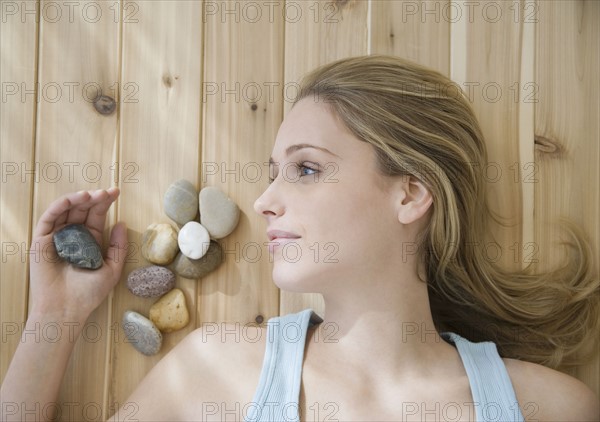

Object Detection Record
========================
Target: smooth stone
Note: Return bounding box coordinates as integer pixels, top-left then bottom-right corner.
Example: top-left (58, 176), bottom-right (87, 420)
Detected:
top-left (149, 288), bottom-right (189, 333)
top-left (178, 221), bottom-right (210, 260)
top-left (199, 186), bottom-right (240, 239)
top-left (122, 310), bottom-right (162, 356)
top-left (53, 224), bottom-right (103, 270)
top-left (170, 240), bottom-right (224, 279)
top-left (164, 179), bottom-right (198, 226)
top-left (126, 266), bottom-right (175, 298)
top-left (141, 223), bottom-right (179, 265)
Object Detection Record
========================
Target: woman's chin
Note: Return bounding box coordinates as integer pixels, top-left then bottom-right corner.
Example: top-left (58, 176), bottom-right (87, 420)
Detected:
top-left (272, 266), bottom-right (318, 293)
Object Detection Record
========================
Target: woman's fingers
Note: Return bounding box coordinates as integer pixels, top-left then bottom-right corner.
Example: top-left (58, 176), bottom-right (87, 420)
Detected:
top-left (84, 188), bottom-right (120, 239)
top-left (65, 189), bottom-right (112, 227)
top-left (33, 191), bottom-right (91, 239)
top-left (33, 189), bottom-right (120, 242)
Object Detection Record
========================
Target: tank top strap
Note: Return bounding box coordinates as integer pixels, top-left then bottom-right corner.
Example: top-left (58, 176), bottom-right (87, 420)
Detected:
top-left (441, 332), bottom-right (525, 422)
top-left (245, 308), bottom-right (323, 422)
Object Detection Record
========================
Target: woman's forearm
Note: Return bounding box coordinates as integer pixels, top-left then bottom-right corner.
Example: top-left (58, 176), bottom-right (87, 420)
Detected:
top-left (1, 310), bottom-right (87, 422)
top-left (2, 189), bottom-right (125, 422)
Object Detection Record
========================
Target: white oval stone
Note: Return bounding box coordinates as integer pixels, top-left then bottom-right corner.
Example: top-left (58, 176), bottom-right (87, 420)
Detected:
top-left (199, 186), bottom-right (240, 239)
top-left (178, 221), bottom-right (210, 259)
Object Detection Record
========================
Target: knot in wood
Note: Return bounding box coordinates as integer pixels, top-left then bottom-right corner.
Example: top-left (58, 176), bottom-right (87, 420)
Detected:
top-left (93, 95), bottom-right (117, 115)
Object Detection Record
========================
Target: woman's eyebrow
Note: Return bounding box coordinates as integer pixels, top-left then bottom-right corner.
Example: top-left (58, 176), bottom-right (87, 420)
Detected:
top-left (268, 143), bottom-right (340, 165)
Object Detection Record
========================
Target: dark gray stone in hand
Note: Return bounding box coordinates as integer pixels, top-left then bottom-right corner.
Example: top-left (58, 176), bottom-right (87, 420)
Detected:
top-left (53, 224), bottom-right (103, 270)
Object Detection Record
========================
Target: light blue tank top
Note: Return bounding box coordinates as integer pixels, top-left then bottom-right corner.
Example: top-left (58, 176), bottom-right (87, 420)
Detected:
top-left (244, 308), bottom-right (525, 422)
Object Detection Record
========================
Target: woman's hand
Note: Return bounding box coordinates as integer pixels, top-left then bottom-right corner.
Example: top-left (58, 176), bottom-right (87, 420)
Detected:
top-left (1, 188), bottom-right (128, 421)
top-left (28, 188), bottom-right (128, 322)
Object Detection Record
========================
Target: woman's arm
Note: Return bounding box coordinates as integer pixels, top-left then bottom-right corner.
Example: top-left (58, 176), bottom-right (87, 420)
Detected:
top-left (106, 322), bottom-right (267, 422)
top-left (505, 358), bottom-right (600, 421)
top-left (1, 189), bottom-right (127, 422)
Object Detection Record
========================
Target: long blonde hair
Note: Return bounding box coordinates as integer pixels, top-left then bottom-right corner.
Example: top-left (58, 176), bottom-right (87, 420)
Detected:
top-left (293, 54), bottom-right (599, 368)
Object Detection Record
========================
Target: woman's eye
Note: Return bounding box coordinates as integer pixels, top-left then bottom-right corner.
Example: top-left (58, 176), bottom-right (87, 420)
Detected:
top-left (299, 164), bottom-right (318, 177)
top-left (268, 162), bottom-right (318, 184)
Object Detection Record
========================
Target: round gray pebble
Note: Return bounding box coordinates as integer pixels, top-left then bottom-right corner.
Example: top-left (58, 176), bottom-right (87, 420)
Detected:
top-left (122, 310), bottom-right (162, 356)
top-left (126, 265), bottom-right (176, 298)
top-left (199, 186), bottom-right (240, 239)
top-left (164, 179), bottom-right (198, 226)
top-left (53, 224), bottom-right (103, 270)
top-left (170, 240), bottom-right (224, 279)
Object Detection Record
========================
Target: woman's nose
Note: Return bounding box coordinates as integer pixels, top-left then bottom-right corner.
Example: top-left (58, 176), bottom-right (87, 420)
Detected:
top-left (253, 182), bottom-right (281, 217)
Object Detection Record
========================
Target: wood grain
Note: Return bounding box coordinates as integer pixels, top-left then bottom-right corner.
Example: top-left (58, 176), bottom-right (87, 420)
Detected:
top-left (0, 0), bottom-right (38, 383)
top-left (371, 0), bottom-right (450, 76)
top-left (534, 0), bottom-right (599, 395)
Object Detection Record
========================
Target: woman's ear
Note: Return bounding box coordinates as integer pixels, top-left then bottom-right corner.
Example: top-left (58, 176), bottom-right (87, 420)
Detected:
top-left (395, 175), bottom-right (433, 225)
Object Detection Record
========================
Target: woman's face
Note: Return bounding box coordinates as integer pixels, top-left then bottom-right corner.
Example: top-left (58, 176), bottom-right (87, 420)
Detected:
top-left (253, 97), bottom-right (413, 293)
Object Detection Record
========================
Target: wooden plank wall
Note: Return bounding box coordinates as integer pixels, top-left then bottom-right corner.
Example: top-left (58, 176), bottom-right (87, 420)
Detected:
top-left (1, 0), bottom-right (598, 417)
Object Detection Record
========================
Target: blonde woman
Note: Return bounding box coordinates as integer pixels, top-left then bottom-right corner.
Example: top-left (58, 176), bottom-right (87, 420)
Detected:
top-left (2, 55), bottom-right (599, 421)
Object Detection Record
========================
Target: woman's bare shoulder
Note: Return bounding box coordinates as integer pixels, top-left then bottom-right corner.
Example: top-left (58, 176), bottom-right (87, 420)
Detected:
top-left (503, 358), bottom-right (599, 421)
top-left (109, 322), bottom-right (268, 421)
top-left (184, 321), bottom-right (268, 360)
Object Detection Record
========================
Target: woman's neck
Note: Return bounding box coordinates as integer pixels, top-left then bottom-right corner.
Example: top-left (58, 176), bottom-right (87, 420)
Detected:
top-left (308, 273), bottom-right (460, 382)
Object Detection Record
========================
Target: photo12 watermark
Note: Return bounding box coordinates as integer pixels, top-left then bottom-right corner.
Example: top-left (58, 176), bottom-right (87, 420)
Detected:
top-left (1, 1), bottom-right (139, 24)
top-left (1, 161), bottom-right (140, 184)
top-left (1, 400), bottom-right (139, 422)
top-left (201, 160), bottom-right (339, 185)
top-left (198, 320), bottom-right (339, 345)
top-left (398, 1), bottom-right (539, 24)
top-left (202, 1), bottom-right (342, 24)
top-left (1, 81), bottom-right (139, 105)
top-left (199, 80), bottom-right (538, 106)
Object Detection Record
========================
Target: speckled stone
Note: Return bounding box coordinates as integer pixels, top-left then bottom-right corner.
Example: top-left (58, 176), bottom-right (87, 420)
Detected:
top-left (53, 224), bottom-right (103, 270)
top-left (122, 311), bottom-right (162, 356)
top-left (126, 265), bottom-right (176, 298)
top-left (141, 223), bottom-right (179, 265)
top-left (178, 221), bottom-right (210, 260)
top-left (170, 240), bottom-right (224, 279)
top-left (164, 179), bottom-right (198, 226)
top-left (149, 288), bottom-right (189, 333)
top-left (199, 186), bottom-right (240, 239)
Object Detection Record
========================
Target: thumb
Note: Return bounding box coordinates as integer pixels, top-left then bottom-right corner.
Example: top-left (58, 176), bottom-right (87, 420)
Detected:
top-left (105, 221), bottom-right (128, 277)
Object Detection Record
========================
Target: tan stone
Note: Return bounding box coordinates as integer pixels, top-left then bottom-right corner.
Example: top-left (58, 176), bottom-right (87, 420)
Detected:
top-left (149, 289), bottom-right (190, 333)
top-left (141, 223), bottom-right (179, 265)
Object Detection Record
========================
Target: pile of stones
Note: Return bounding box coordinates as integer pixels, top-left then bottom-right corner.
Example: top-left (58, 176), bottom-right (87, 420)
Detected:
top-left (52, 180), bottom-right (241, 356)
top-left (122, 180), bottom-right (240, 355)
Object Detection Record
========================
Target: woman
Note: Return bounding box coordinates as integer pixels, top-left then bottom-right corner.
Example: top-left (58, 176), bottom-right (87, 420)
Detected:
top-left (2, 55), bottom-right (599, 421)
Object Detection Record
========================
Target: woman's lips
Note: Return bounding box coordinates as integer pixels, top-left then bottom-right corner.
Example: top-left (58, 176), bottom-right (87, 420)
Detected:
top-left (267, 229), bottom-right (301, 241)
top-left (266, 229), bottom-right (301, 255)
top-left (267, 237), bottom-right (301, 254)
